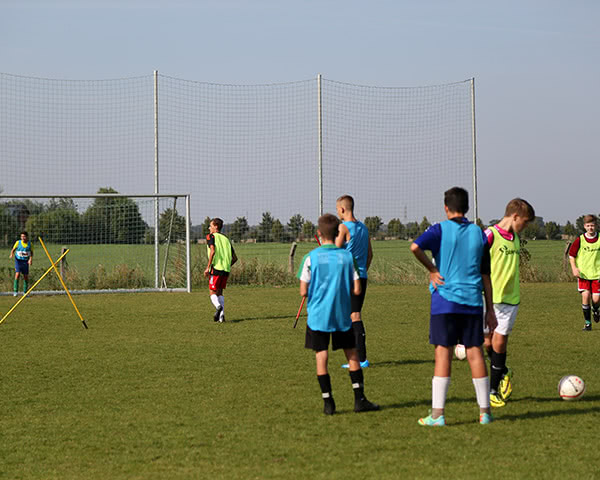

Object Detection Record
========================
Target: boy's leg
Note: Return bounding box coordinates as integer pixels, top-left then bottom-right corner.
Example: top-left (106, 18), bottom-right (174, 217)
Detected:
top-left (466, 346), bottom-right (492, 416)
top-left (315, 350), bottom-right (336, 415)
top-left (342, 347), bottom-right (379, 412)
top-left (490, 332), bottom-right (509, 396)
top-left (581, 289), bottom-right (592, 330)
top-left (13, 272), bottom-right (19, 295)
top-left (209, 286), bottom-right (222, 322)
top-left (592, 290), bottom-right (600, 324)
top-left (343, 279), bottom-right (369, 367)
top-left (23, 274), bottom-right (29, 293)
top-left (431, 345), bottom-right (452, 417)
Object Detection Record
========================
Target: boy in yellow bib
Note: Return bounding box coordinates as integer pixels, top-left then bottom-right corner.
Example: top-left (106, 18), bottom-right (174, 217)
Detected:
top-left (484, 198), bottom-right (535, 408)
top-left (568, 215), bottom-right (600, 331)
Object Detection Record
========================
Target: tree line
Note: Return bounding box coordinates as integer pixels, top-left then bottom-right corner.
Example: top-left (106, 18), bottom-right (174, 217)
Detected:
top-left (0, 188), bottom-right (187, 246)
top-left (195, 213), bottom-right (599, 243)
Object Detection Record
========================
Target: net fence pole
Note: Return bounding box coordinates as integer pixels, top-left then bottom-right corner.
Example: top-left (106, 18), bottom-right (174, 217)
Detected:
top-left (154, 70), bottom-right (160, 288)
top-left (471, 77), bottom-right (479, 222)
top-left (317, 73), bottom-right (323, 217)
top-left (185, 194), bottom-right (191, 293)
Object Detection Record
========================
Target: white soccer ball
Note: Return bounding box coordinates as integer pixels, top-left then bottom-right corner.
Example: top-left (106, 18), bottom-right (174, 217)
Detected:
top-left (454, 344), bottom-right (466, 360)
top-left (558, 375), bottom-right (586, 401)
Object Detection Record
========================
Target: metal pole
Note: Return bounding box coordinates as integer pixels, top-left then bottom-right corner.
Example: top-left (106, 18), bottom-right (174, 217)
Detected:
top-left (317, 73), bottom-right (323, 217)
top-left (186, 194), bottom-right (191, 293)
top-left (470, 77), bottom-right (479, 223)
top-left (154, 70), bottom-right (160, 288)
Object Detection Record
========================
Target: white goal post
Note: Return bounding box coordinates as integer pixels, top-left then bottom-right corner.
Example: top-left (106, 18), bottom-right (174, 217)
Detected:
top-left (0, 194), bottom-right (191, 295)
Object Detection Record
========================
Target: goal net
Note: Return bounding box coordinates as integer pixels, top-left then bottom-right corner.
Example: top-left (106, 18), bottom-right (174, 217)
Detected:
top-left (0, 194), bottom-right (191, 295)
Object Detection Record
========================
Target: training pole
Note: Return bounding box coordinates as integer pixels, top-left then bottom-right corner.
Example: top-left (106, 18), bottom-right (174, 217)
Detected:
top-left (0, 249), bottom-right (70, 326)
top-left (293, 234), bottom-right (321, 328)
top-left (38, 237), bottom-right (88, 329)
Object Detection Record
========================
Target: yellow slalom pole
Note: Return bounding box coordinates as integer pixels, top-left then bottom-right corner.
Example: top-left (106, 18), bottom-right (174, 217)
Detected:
top-left (38, 238), bottom-right (88, 329)
top-left (0, 249), bottom-right (70, 326)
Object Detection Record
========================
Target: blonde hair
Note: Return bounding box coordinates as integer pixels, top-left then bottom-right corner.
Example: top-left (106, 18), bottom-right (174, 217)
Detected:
top-left (336, 195), bottom-right (354, 212)
top-left (583, 214), bottom-right (597, 225)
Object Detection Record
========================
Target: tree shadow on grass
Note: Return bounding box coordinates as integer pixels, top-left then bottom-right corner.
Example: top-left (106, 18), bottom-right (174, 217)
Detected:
top-left (229, 314), bottom-right (298, 324)
top-left (371, 359), bottom-right (434, 368)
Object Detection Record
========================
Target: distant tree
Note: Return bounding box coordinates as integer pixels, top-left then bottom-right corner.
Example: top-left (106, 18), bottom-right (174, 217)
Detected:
top-left (364, 216), bottom-right (383, 236)
top-left (201, 216), bottom-right (212, 237)
top-left (475, 218), bottom-right (485, 230)
top-left (521, 216), bottom-right (546, 240)
top-left (302, 220), bottom-right (316, 239)
top-left (387, 218), bottom-right (405, 239)
top-left (405, 222), bottom-right (419, 239)
top-left (488, 219), bottom-right (501, 227)
top-left (544, 221), bottom-right (560, 240)
top-left (418, 216), bottom-right (431, 235)
top-left (0, 204), bottom-right (22, 246)
top-left (564, 221), bottom-right (577, 238)
top-left (287, 214), bottom-right (304, 240)
top-left (271, 219), bottom-right (284, 242)
top-left (258, 212), bottom-right (275, 242)
top-left (230, 216), bottom-right (249, 242)
top-left (159, 208), bottom-right (186, 242)
top-left (26, 208), bottom-right (81, 244)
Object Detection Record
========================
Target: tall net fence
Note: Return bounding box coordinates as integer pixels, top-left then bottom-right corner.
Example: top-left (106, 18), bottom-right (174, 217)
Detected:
top-left (1, 72), bottom-right (476, 287)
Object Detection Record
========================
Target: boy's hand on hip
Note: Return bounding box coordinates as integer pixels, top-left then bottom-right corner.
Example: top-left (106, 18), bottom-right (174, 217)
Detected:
top-left (485, 309), bottom-right (497, 332)
top-left (429, 270), bottom-right (444, 289)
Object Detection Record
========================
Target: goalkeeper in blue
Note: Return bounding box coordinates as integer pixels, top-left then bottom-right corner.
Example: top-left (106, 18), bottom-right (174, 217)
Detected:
top-left (411, 187), bottom-right (497, 426)
top-left (9, 231), bottom-right (33, 296)
top-left (298, 213), bottom-right (379, 415)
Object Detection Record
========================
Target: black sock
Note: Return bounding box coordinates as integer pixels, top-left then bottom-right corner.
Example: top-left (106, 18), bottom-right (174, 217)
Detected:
top-left (349, 369), bottom-right (365, 401)
top-left (583, 305), bottom-right (591, 323)
top-left (593, 303), bottom-right (600, 314)
top-left (490, 351), bottom-right (507, 392)
top-left (317, 374), bottom-right (333, 400)
top-left (352, 321), bottom-right (367, 362)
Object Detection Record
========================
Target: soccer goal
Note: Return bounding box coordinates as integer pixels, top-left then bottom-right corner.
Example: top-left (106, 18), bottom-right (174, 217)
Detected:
top-left (0, 194), bottom-right (191, 294)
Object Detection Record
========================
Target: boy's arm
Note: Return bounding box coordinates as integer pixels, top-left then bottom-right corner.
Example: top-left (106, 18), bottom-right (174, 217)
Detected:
top-left (366, 237), bottom-right (373, 271)
top-left (482, 273), bottom-right (497, 332)
top-left (335, 223), bottom-right (350, 248)
top-left (569, 256), bottom-right (579, 277)
top-left (231, 246), bottom-right (238, 266)
top-left (300, 280), bottom-right (308, 297)
top-left (410, 242), bottom-right (444, 288)
top-left (204, 245), bottom-right (215, 277)
top-left (9, 241), bottom-right (17, 258)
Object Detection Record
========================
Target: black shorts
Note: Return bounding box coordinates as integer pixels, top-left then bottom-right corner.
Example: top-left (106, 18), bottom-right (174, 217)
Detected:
top-left (305, 326), bottom-right (356, 352)
top-left (351, 278), bottom-right (368, 313)
top-left (429, 313), bottom-right (484, 347)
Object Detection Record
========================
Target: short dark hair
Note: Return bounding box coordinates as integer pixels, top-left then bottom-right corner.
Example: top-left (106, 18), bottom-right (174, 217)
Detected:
top-left (20, 231), bottom-right (28, 237)
top-left (504, 199), bottom-right (535, 220)
top-left (583, 214), bottom-right (597, 225)
top-left (336, 195), bottom-right (354, 212)
top-left (444, 187), bottom-right (469, 214)
top-left (211, 218), bottom-right (223, 231)
top-left (318, 213), bottom-right (340, 241)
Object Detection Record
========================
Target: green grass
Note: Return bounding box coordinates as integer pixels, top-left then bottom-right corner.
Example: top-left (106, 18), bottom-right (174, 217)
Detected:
top-left (1, 283), bottom-right (598, 479)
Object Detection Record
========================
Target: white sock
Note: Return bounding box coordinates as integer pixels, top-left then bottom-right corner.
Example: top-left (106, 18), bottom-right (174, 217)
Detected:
top-left (472, 376), bottom-right (490, 409)
top-left (218, 295), bottom-right (225, 319)
top-left (432, 376), bottom-right (450, 410)
top-left (210, 294), bottom-right (220, 309)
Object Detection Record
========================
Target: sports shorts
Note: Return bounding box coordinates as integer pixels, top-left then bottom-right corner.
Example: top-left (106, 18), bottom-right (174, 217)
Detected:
top-left (429, 313), bottom-right (483, 347)
top-left (578, 278), bottom-right (600, 294)
top-left (305, 326), bottom-right (355, 352)
top-left (208, 273), bottom-right (229, 291)
top-left (489, 303), bottom-right (519, 336)
top-left (351, 278), bottom-right (368, 313)
top-left (15, 259), bottom-right (29, 275)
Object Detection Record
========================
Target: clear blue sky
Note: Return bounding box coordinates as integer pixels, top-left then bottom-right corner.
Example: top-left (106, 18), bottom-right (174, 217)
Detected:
top-left (1, 0), bottom-right (598, 224)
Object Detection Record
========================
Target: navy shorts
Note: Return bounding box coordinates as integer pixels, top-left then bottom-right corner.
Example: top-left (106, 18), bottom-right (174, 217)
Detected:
top-left (15, 259), bottom-right (29, 275)
top-left (429, 313), bottom-right (484, 347)
top-left (305, 326), bottom-right (356, 352)
top-left (351, 278), bottom-right (368, 313)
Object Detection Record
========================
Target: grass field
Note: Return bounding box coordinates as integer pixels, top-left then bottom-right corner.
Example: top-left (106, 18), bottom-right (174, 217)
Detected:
top-left (1, 283), bottom-right (598, 479)
top-left (0, 239), bottom-right (574, 292)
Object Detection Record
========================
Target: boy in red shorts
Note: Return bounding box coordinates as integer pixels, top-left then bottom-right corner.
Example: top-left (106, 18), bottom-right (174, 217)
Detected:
top-left (204, 218), bottom-right (237, 323)
top-left (569, 215), bottom-right (600, 331)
